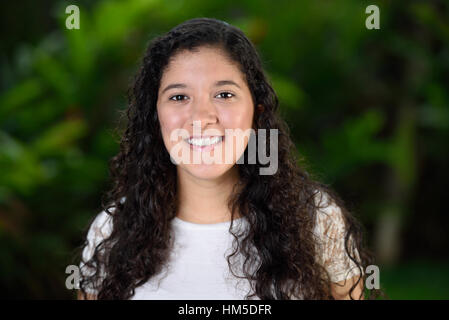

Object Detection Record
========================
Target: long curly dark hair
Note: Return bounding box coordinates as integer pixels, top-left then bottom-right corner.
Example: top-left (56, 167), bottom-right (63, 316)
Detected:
top-left (77, 17), bottom-right (383, 300)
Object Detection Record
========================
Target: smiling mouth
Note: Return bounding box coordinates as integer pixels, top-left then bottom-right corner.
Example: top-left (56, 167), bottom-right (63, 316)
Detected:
top-left (185, 135), bottom-right (224, 150)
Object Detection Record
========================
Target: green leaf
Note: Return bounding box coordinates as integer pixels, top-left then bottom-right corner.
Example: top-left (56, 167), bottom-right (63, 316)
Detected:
top-left (270, 73), bottom-right (305, 110)
top-left (33, 50), bottom-right (76, 104)
top-left (31, 119), bottom-right (87, 157)
top-left (0, 131), bottom-right (45, 195)
top-left (0, 79), bottom-right (43, 118)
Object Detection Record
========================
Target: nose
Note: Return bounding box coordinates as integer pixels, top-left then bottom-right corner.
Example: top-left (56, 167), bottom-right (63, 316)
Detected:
top-left (189, 94), bottom-right (218, 130)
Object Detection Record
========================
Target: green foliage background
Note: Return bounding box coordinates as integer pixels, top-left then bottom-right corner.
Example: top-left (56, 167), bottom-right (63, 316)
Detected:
top-left (0, 0), bottom-right (448, 299)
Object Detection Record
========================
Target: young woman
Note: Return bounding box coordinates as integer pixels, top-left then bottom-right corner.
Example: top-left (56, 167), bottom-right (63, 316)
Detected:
top-left (77, 17), bottom-right (380, 300)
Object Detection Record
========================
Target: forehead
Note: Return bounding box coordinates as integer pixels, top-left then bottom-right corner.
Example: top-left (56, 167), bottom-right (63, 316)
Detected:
top-left (161, 46), bottom-right (245, 83)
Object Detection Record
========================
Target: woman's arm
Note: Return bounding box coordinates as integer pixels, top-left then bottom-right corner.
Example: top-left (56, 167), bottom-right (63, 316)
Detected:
top-left (331, 275), bottom-right (365, 300)
top-left (77, 290), bottom-right (97, 300)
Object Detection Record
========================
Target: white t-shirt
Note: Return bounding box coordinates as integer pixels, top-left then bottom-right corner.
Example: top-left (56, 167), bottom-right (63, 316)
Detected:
top-left (79, 192), bottom-right (361, 299)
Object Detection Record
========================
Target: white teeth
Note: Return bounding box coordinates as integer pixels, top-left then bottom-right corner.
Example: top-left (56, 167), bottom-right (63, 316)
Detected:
top-left (188, 136), bottom-right (222, 146)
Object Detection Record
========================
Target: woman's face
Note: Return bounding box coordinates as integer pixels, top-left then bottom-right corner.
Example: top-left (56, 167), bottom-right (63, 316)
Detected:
top-left (156, 46), bottom-right (254, 180)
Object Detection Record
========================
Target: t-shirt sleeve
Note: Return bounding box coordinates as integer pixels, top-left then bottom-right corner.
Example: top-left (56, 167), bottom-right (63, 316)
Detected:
top-left (79, 209), bottom-right (113, 294)
top-left (313, 192), bottom-right (362, 283)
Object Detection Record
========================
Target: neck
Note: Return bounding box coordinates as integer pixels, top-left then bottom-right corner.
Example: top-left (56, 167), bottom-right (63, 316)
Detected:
top-left (176, 167), bottom-right (240, 224)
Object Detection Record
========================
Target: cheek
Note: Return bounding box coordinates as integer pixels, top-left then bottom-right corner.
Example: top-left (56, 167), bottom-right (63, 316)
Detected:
top-left (220, 104), bottom-right (254, 162)
top-left (219, 105), bottom-right (254, 129)
top-left (157, 108), bottom-right (184, 145)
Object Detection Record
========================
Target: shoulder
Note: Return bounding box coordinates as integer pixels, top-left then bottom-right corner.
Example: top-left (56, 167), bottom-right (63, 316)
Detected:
top-left (312, 190), bottom-right (347, 240)
top-left (310, 190), bottom-right (363, 284)
top-left (86, 209), bottom-right (114, 243)
top-left (85, 197), bottom-right (126, 244)
top-left (81, 197), bottom-right (126, 262)
top-left (81, 210), bottom-right (113, 263)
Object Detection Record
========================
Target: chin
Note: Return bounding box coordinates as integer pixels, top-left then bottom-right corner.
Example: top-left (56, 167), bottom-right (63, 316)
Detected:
top-left (181, 163), bottom-right (235, 180)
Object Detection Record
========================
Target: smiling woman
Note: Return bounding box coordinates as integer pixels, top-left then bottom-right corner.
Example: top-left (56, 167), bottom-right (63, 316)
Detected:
top-left (76, 17), bottom-right (382, 300)
top-left (156, 45), bottom-right (254, 181)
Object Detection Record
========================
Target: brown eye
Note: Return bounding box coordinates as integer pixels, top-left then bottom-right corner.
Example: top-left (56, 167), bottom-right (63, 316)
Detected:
top-left (216, 92), bottom-right (235, 99)
top-left (169, 94), bottom-right (188, 101)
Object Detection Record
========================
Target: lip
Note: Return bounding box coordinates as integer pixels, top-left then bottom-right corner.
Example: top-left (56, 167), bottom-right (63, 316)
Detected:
top-left (185, 135), bottom-right (225, 152)
top-left (186, 135), bottom-right (224, 139)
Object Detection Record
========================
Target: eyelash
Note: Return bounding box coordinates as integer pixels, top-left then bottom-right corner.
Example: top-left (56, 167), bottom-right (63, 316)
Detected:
top-left (169, 92), bottom-right (235, 102)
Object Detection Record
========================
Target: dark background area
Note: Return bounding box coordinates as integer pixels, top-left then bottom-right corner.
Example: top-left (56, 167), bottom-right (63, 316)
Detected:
top-left (1, 0), bottom-right (448, 299)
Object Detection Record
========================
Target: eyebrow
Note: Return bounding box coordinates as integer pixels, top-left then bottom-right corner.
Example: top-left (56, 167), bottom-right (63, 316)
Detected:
top-left (160, 80), bottom-right (241, 94)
